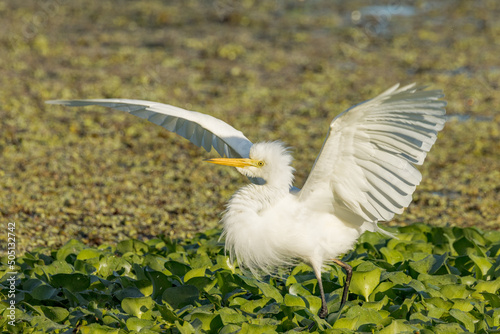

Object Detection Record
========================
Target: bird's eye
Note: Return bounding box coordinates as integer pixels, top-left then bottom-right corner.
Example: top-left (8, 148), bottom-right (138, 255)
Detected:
top-left (257, 161), bottom-right (265, 167)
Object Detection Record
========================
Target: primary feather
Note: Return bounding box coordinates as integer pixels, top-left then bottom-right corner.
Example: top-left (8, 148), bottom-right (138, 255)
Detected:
top-left (45, 99), bottom-right (253, 158)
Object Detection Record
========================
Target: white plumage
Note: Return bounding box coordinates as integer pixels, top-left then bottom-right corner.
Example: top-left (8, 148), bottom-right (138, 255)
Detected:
top-left (47, 83), bottom-right (446, 318)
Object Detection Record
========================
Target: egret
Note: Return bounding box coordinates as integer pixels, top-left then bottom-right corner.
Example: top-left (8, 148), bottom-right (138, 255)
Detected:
top-left (47, 83), bottom-right (446, 318)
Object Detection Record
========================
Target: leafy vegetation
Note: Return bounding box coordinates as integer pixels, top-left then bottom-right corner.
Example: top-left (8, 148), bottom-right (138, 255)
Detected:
top-left (1, 224), bottom-right (499, 333)
top-left (1, 0), bottom-right (499, 254)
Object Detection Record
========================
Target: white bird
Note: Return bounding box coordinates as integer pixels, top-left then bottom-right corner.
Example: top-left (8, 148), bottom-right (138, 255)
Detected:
top-left (47, 83), bottom-right (446, 318)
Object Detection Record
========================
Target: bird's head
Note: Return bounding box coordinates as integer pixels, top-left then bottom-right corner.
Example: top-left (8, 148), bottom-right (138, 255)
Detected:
top-left (205, 141), bottom-right (294, 187)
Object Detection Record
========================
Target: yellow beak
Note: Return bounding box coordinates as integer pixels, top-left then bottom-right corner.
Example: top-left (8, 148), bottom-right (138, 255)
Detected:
top-left (204, 158), bottom-right (259, 168)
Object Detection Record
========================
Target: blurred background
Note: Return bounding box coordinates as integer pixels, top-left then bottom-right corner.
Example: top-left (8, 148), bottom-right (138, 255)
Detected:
top-left (1, 0), bottom-right (499, 253)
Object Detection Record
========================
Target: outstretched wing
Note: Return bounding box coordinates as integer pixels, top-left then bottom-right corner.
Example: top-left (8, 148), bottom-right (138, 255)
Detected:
top-left (46, 99), bottom-right (253, 158)
top-left (298, 84), bottom-right (446, 227)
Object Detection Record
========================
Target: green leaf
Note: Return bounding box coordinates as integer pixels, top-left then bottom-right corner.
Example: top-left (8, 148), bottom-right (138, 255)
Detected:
top-left (50, 273), bottom-right (91, 292)
top-left (121, 296), bottom-right (155, 318)
top-left (409, 254), bottom-right (448, 275)
top-left (350, 267), bottom-right (382, 301)
top-left (284, 294), bottom-right (306, 308)
top-left (440, 284), bottom-right (469, 299)
top-left (218, 307), bottom-right (247, 325)
top-left (76, 248), bottom-right (103, 260)
top-left (379, 319), bottom-right (418, 334)
top-left (341, 305), bottom-right (386, 331)
top-left (165, 261), bottom-right (191, 277)
top-left (184, 266), bottom-right (209, 282)
top-left (162, 285), bottom-right (199, 309)
top-left (145, 269), bottom-right (172, 300)
top-left (56, 239), bottom-right (86, 262)
top-left (117, 239), bottom-right (149, 255)
top-left (126, 317), bottom-right (155, 331)
top-left (30, 284), bottom-right (57, 300)
top-left (79, 323), bottom-right (121, 334)
top-left (482, 292), bottom-right (500, 307)
top-left (474, 279), bottom-right (500, 296)
top-left (380, 247), bottom-right (405, 265)
top-left (188, 309), bottom-right (217, 331)
top-left (449, 308), bottom-right (477, 332)
top-left (255, 281), bottom-right (284, 303)
top-left (239, 297), bottom-right (271, 313)
top-left (433, 323), bottom-right (469, 334)
top-left (469, 253), bottom-right (493, 278)
top-left (451, 299), bottom-right (474, 312)
top-left (40, 306), bottom-right (69, 322)
top-left (29, 315), bottom-right (69, 332)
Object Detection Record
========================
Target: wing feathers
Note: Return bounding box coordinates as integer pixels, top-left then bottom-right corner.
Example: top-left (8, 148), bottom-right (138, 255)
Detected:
top-left (46, 99), bottom-right (253, 159)
top-left (299, 83), bottom-right (446, 228)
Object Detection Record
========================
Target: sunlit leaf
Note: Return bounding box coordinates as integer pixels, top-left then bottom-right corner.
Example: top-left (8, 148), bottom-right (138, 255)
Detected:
top-left (350, 267), bottom-right (382, 301)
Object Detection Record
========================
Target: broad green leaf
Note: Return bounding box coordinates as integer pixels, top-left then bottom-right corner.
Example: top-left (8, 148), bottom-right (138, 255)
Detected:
top-left (379, 319), bottom-right (417, 334)
top-left (96, 255), bottom-right (132, 278)
top-left (143, 254), bottom-right (168, 272)
top-left (157, 304), bottom-right (182, 323)
top-left (50, 273), bottom-right (90, 292)
top-left (22, 278), bottom-right (44, 292)
top-left (409, 254), bottom-right (447, 275)
top-left (219, 324), bottom-right (242, 334)
top-left (184, 267), bottom-right (208, 282)
top-left (117, 239), bottom-right (149, 255)
top-left (449, 308), bottom-right (477, 332)
top-left (451, 299), bottom-right (474, 312)
top-left (121, 296), bottom-right (155, 318)
top-left (370, 282), bottom-right (396, 301)
top-left (453, 237), bottom-right (476, 256)
top-left (175, 319), bottom-right (195, 334)
top-left (187, 309), bottom-right (216, 332)
top-left (303, 295), bottom-right (322, 315)
top-left (239, 322), bottom-right (278, 333)
top-left (284, 294), bottom-right (306, 308)
top-left (145, 269), bottom-right (172, 300)
top-left (76, 248), bottom-right (102, 260)
top-left (418, 273), bottom-right (457, 286)
top-left (440, 284), bottom-right (469, 299)
top-left (186, 276), bottom-right (217, 292)
top-left (79, 323), bottom-right (121, 334)
top-left (218, 307), bottom-right (247, 325)
top-left (165, 261), bottom-right (191, 277)
top-left (162, 285), bottom-right (199, 309)
top-left (29, 315), bottom-right (70, 332)
top-left (33, 260), bottom-right (74, 277)
top-left (332, 316), bottom-right (358, 330)
top-left (363, 295), bottom-right (389, 311)
top-left (255, 281), bottom-right (283, 303)
top-left (473, 279), bottom-right (500, 298)
top-left (482, 292), bottom-right (500, 307)
top-left (350, 267), bottom-right (382, 301)
top-left (342, 306), bottom-right (386, 330)
top-left (133, 279), bottom-right (153, 296)
top-left (239, 297), bottom-right (271, 313)
top-left (40, 306), bottom-right (69, 322)
top-left (288, 283), bottom-right (312, 296)
top-left (56, 239), bottom-right (86, 262)
top-left (469, 253), bottom-right (493, 278)
top-left (434, 323), bottom-right (469, 333)
top-left (126, 317), bottom-right (155, 331)
top-left (380, 247), bottom-right (405, 265)
top-left (30, 284), bottom-right (57, 300)
top-left (424, 297), bottom-right (453, 311)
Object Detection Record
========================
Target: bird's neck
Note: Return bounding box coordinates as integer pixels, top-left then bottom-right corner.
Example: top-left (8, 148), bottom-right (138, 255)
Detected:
top-left (230, 170), bottom-right (294, 213)
top-left (229, 183), bottom-right (289, 214)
